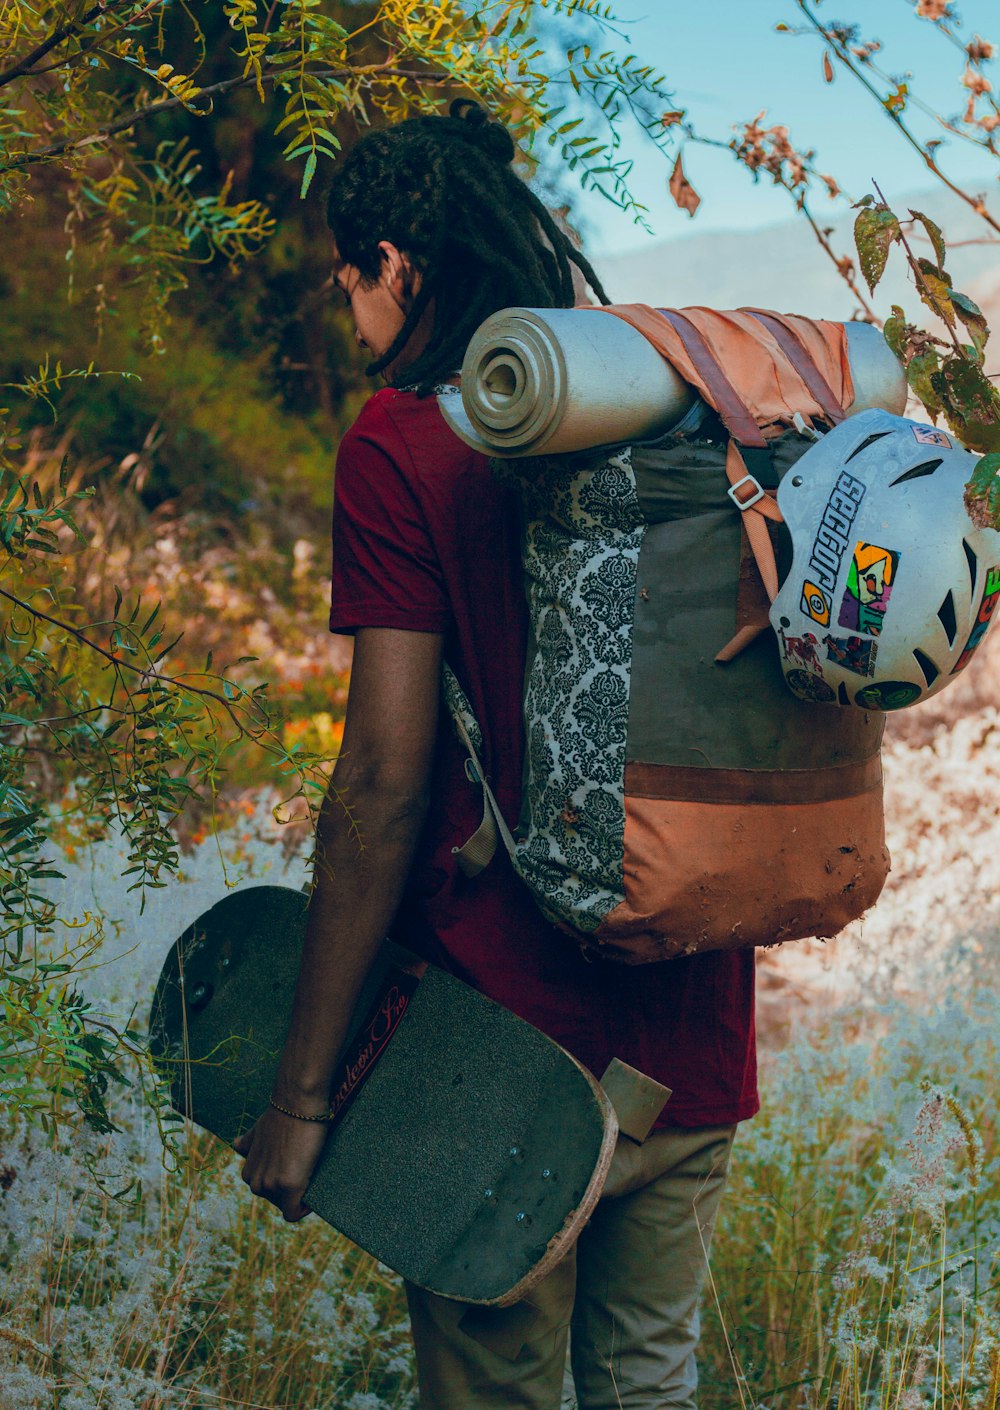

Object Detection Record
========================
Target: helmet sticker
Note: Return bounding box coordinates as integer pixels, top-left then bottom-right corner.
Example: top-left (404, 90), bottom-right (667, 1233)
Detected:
top-left (801, 579), bottom-right (831, 626)
top-left (855, 681), bottom-right (922, 710)
top-left (951, 564), bottom-right (1000, 674)
top-left (785, 669), bottom-right (837, 703)
top-left (912, 425), bottom-right (952, 449)
top-left (838, 541), bottom-right (900, 637)
top-left (777, 626), bottom-right (822, 673)
top-left (823, 634), bottom-right (878, 677)
top-left (806, 470), bottom-right (866, 593)
top-left (777, 626), bottom-right (837, 701)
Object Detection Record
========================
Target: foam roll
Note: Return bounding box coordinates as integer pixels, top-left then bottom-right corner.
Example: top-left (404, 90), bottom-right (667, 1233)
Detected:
top-left (438, 308), bottom-right (908, 459)
top-left (843, 321), bottom-right (909, 418)
top-left (440, 307), bottom-right (695, 458)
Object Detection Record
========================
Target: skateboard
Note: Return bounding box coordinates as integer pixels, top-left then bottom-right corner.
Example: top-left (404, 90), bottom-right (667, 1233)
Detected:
top-left (148, 884), bottom-right (619, 1307)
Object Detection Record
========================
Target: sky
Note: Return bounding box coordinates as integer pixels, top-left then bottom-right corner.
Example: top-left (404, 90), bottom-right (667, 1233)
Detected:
top-left (558, 0), bottom-right (1000, 256)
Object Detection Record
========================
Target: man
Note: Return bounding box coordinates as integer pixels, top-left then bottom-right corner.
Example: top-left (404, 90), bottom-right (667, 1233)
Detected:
top-left (235, 100), bottom-right (757, 1409)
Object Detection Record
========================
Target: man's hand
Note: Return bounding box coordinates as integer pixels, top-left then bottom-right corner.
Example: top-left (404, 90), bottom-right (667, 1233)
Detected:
top-left (233, 1106), bottom-right (330, 1222)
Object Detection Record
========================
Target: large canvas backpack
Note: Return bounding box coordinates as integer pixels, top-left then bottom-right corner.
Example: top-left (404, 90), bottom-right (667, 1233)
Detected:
top-left (444, 306), bottom-right (890, 964)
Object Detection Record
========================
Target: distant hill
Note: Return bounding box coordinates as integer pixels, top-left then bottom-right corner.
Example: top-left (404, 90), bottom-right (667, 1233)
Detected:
top-left (593, 185), bottom-right (1000, 371)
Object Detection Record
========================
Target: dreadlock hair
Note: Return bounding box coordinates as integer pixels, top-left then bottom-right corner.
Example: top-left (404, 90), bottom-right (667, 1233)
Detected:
top-left (326, 99), bottom-right (611, 394)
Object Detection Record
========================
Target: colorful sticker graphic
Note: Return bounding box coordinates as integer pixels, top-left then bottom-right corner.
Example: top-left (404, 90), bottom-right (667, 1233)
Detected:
top-left (952, 564), bottom-right (1000, 674)
top-left (778, 628), bottom-right (822, 674)
top-left (801, 579), bottom-right (832, 627)
top-left (778, 627), bottom-right (837, 701)
top-left (786, 669), bottom-right (837, 703)
top-left (823, 634), bottom-right (878, 678)
top-left (855, 680), bottom-right (922, 711)
top-left (912, 425), bottom-right (951, 449)
top-left (838, 541), bottom-right (900, 637)
top-left (805, 470), bottom-right (866, 596)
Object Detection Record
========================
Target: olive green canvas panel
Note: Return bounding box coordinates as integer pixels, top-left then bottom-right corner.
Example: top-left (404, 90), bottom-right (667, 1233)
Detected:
top-left (626, 428), bottom-right (885, 772)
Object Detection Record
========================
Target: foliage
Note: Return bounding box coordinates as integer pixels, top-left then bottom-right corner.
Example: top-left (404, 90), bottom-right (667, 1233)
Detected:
top-left (0, 1113), bottom-right (414, 1408)
top-left (0, 0), bottom-right (681, 1140)
top-left (853, 192), bottom-right (1000, 462)
top-left (800, 1), bottom-right (1000, 520)
top-left (665, 0), bottom-right (1000, 527)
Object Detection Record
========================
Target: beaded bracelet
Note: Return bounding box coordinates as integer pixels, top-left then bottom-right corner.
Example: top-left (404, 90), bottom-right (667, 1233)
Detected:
top-left (269, 1097), bottom-right (333, 1123)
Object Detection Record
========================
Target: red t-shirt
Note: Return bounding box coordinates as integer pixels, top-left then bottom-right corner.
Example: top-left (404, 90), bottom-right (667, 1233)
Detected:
top-left (329, 387), bottom-right (758, 1128)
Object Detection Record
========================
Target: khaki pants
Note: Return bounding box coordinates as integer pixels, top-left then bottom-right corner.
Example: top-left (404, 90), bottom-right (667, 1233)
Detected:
top-left (405, 1123), bottom-right (736, 1410)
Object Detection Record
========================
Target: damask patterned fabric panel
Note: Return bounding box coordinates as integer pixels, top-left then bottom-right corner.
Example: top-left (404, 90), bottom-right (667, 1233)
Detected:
top-left (511, 447), bottom-right (646, 933)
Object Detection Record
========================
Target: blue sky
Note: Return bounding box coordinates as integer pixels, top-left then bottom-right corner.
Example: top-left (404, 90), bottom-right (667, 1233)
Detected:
top-left (561, 0), bottom-right (999, 255)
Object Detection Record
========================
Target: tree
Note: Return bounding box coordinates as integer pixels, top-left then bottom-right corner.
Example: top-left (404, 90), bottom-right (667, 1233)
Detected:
top-left (0, 0), bottom-right (676, 1139)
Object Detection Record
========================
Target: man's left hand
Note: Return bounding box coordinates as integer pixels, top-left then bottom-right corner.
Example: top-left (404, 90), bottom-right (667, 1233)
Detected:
top-left (233, 1106), bottom-right (330, 1222)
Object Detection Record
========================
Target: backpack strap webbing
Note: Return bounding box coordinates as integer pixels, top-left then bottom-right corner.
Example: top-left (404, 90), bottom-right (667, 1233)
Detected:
top-left (741, 308), bottom-right (846, 427)
top-left (442, 662), bottom-right (517, 878)
top-left (657, 310), bottom-right (784, 661)
top-left (658, 310), bottom-right (768, 448)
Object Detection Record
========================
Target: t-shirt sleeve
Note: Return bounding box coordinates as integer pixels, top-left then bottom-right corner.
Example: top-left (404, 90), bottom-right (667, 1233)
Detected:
top-left (329, 396), bottom-right (450, 635)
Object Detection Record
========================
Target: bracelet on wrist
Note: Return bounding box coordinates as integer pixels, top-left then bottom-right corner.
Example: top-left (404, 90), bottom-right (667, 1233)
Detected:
top-left (269, 1097), bottom-right (333, 1123)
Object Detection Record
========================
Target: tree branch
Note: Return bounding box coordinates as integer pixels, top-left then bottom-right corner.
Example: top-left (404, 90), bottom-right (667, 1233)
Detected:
top-left (0, 63), bottom-right (450, 171)
top-left (0, 0), bottom-right (130, 89)
top-left (795, 0), bottom-right (1000, 239)
top-left (688, 128), bottom-right (880, 320)
top-left (0, 584), bottom-right (262, 730)
top-left (23, 0), bottom-right (166, 79)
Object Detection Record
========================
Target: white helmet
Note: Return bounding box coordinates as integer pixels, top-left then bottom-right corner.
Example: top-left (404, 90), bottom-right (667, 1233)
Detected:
top-left (770, 407), bottom-right (1000, 710)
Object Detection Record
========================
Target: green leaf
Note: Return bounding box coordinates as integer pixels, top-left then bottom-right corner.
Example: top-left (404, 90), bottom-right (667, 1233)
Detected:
top-left (915, 263), bottom-right (955, 327)
top-left (909, 208), bottom-right (947, 275)
top-left (964, 452), bottom-right (1000, 528)
top-left (300, 151), bottom-right (315, 198)
top-left (950, 290), bottom-right (989, 361)
top-left (957, 421), bottom-right (1000, 455)
top-left (883, 305), bottom-right (909, 361)
top-left (854, 205), bottom-right (901, 294)
top-left (906, 349), bottom-right (943, 418)
top-left (966, 451), bottom-right (1000, 500)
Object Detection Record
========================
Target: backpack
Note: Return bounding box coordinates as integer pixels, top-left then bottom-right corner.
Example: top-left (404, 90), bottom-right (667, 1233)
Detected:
top-left (443, 305), bottom-right (891, 964)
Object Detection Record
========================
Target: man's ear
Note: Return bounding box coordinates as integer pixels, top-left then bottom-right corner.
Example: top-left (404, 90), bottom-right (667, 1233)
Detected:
top-left (377, 240), bottom-right (420, 309)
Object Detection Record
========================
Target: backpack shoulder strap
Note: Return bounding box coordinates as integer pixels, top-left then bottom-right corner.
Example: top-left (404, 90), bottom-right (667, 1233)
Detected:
top-left (659, 309), bottom-right (768, 448)
top-left (442, 662), bottom-right (517, 878)
top-left (740, 308), bottom-right (846, 427)
top-left (659, 310), bottom-right (783, 660)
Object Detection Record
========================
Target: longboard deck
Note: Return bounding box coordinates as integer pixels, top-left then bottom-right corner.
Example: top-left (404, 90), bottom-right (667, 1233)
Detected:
top-left (149, 885), bottom-right (617, 1306)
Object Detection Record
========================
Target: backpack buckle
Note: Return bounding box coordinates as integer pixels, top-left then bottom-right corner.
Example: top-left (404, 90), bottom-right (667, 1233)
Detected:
top-left (728, 474), bottom-right (766, 511)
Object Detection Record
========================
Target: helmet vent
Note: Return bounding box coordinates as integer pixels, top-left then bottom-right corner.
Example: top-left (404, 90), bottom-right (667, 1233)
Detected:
top-left (913, 649), bottom-right (940, 687)
top-left (846, 431), bottom-right (892, 463)
top-left (890, 458), bottom-right (943, 487)
top-left (937, 591), bottom-right (958, 646)
top-left (963, 538), bottom-right (978, 593)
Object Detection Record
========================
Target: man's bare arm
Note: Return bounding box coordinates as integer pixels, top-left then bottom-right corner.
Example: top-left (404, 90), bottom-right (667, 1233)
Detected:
top-left (235, 625), bottom-right (443, 1217)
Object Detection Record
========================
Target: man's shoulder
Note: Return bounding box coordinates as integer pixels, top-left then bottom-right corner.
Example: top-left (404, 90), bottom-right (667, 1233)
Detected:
top-left (345, 386), bottom-right (487, 479)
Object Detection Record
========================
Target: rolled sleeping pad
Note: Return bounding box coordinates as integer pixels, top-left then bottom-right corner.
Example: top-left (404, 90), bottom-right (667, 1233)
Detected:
top-left (438, 307), bottom-right (908, 458)
top-left (842, 321), bottom-right (909, 417)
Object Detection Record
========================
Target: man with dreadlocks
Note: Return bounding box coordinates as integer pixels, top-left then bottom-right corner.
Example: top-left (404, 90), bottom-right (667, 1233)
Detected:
top-left (235, 100), bottom-right (758, 1410)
